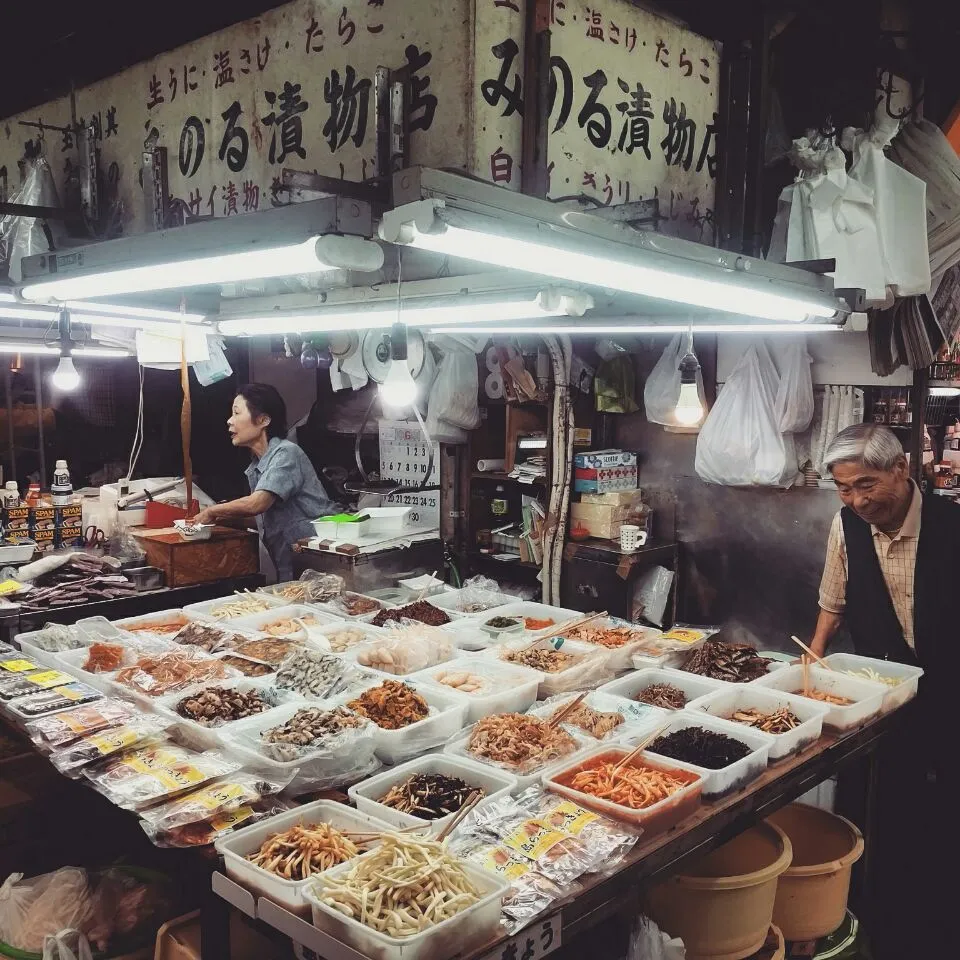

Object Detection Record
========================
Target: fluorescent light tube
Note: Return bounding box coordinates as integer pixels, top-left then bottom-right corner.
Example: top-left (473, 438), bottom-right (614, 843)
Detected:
top-left (21, 235), bottom-right (383, 302)
top-left (385, 214), bottom-right (840, 323)
top-left (0, 342), bottom-right (129, 357)
top-left (218, 291), bottom-right (590, 337)
top-left (929, 386), bottom-right (960, 398)
top-left (67, 301), bottom-right (206, 323)
top-left (426, 323), bottom-right (844, 336)
top-left (0, 299), bottom-right (206, 332)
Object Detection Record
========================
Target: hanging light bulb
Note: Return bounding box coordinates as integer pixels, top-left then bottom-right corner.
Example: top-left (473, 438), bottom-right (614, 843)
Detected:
top-left (50, 308), bottom-right (82, 392)
top-left (674, 330), bottom-right (703, 426)
top-left (51, 355), bottom-right (81, 391)
top-left (379, 322), bottom-right (418, 408)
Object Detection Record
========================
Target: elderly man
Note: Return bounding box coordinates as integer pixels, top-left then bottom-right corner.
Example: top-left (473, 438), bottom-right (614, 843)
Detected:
top-left (811, 423), bottom-right (954, 957)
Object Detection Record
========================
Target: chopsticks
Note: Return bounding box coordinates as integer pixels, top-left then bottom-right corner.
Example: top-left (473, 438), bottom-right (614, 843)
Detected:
top-left (548, 691), bottom-right (587, 728)
top-left (790, 635), bottom-right (832, 670)
top-left (436, 789), bottom-right (483, 842)
top-left (612, 721), bottom-right (671, 775)
top-left (536, 610), bottom-right (607, 643)
top-left (416, 570), bottom-right (440, 602)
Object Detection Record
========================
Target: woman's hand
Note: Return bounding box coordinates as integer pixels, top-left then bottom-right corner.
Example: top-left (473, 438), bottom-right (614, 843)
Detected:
top-left (192, 506), bottom-right (218, 525)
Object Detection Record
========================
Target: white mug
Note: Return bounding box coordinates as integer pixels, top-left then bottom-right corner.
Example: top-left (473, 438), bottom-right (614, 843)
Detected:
top-left (620, 524), bottom-right (647, 551)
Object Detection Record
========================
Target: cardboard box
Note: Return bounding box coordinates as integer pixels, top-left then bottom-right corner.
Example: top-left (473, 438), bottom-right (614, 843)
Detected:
top-left (573, 450), bottom-right (638, 493)
top-left (579, 490), bottom-right (642, 506)
top-left (2, 505), bottom-right (30, 535)
top-left (29, 506), bottom-right (56, 532)
top-left (571, 502), bottom-right (626, 540)
top-left (56, 524), bottom-right (84, 548)
top-left (574, 450), bottom-right (638, 469)
top-left (55, 502), bottom-right (82, 525)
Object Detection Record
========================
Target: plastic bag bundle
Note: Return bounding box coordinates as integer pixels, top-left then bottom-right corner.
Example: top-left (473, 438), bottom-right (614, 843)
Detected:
top-left (631, 566), bottom-right (675, 628)
top-left (695, 345), bottom-right (790, 487)
top-left (0, 868), bottom-right (93, 953)
top-left (142, 798), bottom-right (289, 848)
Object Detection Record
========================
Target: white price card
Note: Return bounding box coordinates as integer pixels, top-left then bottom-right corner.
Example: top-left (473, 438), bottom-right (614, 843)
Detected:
top-left (378, 419), bottom-right (440, 529)
top-left (477, 915), bottom-right (561, 960)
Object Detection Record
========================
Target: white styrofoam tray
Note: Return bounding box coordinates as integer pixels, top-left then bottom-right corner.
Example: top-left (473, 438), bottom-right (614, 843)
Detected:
top-left (215, 799), bottom-right (395, 915)
top-left (688, 685), bottom-right (830, 762)
top-left (753, 665), bottom-right (886, 731)
top-left (600, 666), bottom-right (728, 710)
top-left (304, 850), bottom-right (510, 960)
top-left (409, 658), bottom-right (540, 724)
top-left (526, 689), bottom-right (666, 744)
top-left (822, 652), bottom-right (923, 712)
top-left (332, 679), bottom-right (468, 765)
top-left (348, 753), bottom-right (518, 832)
top-left (230, 604), bottom-right (343, 640)
top-left (640, 710), bottom-right (775, 799)
top-left (183, 593), bottom-right (287, 623)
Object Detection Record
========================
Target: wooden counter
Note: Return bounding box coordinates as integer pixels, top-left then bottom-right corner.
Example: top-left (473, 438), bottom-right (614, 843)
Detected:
top-left (132, 526), bottom-right (259, 586)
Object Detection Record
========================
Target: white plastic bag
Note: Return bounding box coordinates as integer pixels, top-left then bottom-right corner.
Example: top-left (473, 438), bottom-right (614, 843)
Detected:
top-left (426, 344), bottom-right (480, 436)
top-left (774, 340), bottom-right (814, 432)
top-left (644, 335), bottom-right (705, 428)
top-left (695, 346), bottom-right (788, 486)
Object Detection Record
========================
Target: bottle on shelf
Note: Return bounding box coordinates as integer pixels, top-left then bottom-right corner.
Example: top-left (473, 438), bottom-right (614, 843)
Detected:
top-left (1, 482), bottom-right (19, 508)
top-left (51, 459), bottom-right (73, 507)
top-left (25, 482), bottom-right (41, 507)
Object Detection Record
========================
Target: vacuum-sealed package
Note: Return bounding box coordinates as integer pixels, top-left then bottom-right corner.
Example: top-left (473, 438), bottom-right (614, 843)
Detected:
top-left (50, 717), bottom-right (171, 777)
top-left (25, 699), bottom-right (136, 750)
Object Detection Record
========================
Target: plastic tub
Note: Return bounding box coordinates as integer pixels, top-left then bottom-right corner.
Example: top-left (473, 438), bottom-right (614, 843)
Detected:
top-left (477, 600), bottom-right (582, 636)
top-left (526, 689), bottom-right (666, 743)
top-left (333, 680), bottom-right (468, 765)
top-left (545, 744), bottom-right (704, 833)
top-left (821, 653), bottom-right (923, 712)
top-left (304, 853), bottom-right (509, 960)
top-left (753, 665), bottom-right (885, 731)
top-left (340, 633), bottom-right (458, 678)
top-left (348, 754), bottom-right (518, 832)
top-left (645, 821), bottom-right (793, 960)
top-left (766, 803), bottom-right (863, 941)
top-left (224, 701), bottom-right (381, 793)
top-left (55, 646), bottom-right (125, 695)
top-left (428, 588), bottom-right (512, 618)
top-left (321, 591), bottom-right (395, 622)
top-left (113, 609), bottom-right (195, 640)
top-left (601, 667), bottom-right (728, 711)
top-left (641, 711), bottom-right (775, 799)
top-left (411, 658), bottom-right (540, 723)
top-left (215, 799), bottom-right (395, 915)
top-left (397, 574), bottom-right (447, 600)
top-left (690, 687), bottom-right (829, 762)
top-left (230, 604), bottom-right (342, 639)
top-left (480, 638), bottom-right (613, 698)
top-left (183, 593), bottom-right (286, 623)
top-left (15, 629), bottom-right (90, 670)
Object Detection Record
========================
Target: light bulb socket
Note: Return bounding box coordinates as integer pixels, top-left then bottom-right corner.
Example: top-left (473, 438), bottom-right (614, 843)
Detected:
top-left (678, 351), bottom-right (700, 385)
top-left (390, 322), bottom-right (409, 363)
top-left (58, 308), bottom-right (74, 356)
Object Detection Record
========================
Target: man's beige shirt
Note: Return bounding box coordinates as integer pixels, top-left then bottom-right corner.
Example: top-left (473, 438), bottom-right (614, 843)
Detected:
top-left (818, 482), bottom-right (922, 648)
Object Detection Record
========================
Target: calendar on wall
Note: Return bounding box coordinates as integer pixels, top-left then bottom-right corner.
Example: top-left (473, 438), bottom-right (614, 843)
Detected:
top-left (377, 420), bottom-right (440, 529)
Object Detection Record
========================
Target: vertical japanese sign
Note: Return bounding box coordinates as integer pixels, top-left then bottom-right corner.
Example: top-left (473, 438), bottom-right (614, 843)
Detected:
top-left (0, 0), bottom-right (471, 235)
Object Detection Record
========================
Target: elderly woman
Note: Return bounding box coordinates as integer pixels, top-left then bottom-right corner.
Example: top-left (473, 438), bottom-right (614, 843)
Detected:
top-left (809, 423), bottom-right (956, 959)
top-left (193, 383), bottom-right (331, 581)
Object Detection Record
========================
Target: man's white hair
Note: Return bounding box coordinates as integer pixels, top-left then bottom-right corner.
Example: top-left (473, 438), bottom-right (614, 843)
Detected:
top-left (823, 423), bottom-right (906, 473)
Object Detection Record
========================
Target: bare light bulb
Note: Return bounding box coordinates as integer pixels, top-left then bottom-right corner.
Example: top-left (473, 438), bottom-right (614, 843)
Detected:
top-left (51, 355), bottom-right (81, 391)
top-left (674, 381), bottom-right (704, 425)
top-left (379, 358), bottom-right (417, 408)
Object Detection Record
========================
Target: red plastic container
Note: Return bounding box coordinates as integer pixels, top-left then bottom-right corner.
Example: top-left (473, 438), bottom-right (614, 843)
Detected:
top-left (144, 499), bottom-right (199, 528)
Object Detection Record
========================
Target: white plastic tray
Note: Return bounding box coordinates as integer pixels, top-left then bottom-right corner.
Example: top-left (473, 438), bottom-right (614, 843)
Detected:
top-left (304, 850), bottom-right (509, 960)
top-left (308, 620), bottom-right (387, 655)
top-left (753, 665), bottom-right (886, 731)
top-left (319, 592), bottom-right (396, 622)
top-left (15, 628), bottom-right (90, 670)
top-left (154, 678), bottom-right (296, 751)
top-left (428, 588), bottom-right (512, 618)
top-left (113, 608), bottom-right (196, 639)
top-left (443, 722), bottom-right (592, 791)
top-left (600, 666), bottom-right (728, 710)
top-left (476, 600), bottom-right (582, 637)
top-left (689, 686), bottom-right (829, 762)
top-left (55, 646), bottom-right (125, 695)
top-left (224, 701), bottom-right (381, 794)
top-left (410, 658), bottom-right (539, 723)
top-left (339, 633), bottom-right (457, 678)
top-left (348, 754), bottom-right (518, 832)
top-left (555, 617), bottom-right (668, 672)
top-left (183, 593), bottom-right (287, 623)
top-left (333, 680), bottom-right (468, 765)
top-left (641, 710), bottom-right (774, 799)
top-left (480, 638), bottom-right (614, 698)
top-left (230, 605), bottom-right (343, 639)
top-left (215, 799), bottom-right (394, 915)
top-left (526, 689), bottom-right (666, 743)
top-left (822, 653), bottom-right (923, 712)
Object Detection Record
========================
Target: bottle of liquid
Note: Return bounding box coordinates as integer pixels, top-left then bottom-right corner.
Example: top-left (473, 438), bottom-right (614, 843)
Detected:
top-left (51, 460), bottom-right (73, 507)
top-left (1, 482), bottom-right (19, 508)
top-left (25, 482), bottom-right (41, 507)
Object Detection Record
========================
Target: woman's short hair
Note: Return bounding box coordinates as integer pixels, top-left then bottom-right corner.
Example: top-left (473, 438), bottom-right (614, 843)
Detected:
top-left (237, 383), bottom-right (288, 440)
top-left (823, 423), bottom-right (905, 473)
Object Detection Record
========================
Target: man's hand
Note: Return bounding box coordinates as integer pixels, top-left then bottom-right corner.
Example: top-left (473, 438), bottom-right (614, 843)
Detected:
top-left (192, 506), bottom-right (218, 525)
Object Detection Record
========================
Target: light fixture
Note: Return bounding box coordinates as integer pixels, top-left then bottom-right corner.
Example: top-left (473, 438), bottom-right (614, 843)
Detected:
top-left (217, 289), bottom-right (593, 337)
top-left (51, 355), bottom-right (81, 391)
top-left (380, 174), bottom-right (850, 324)
top-left (21, 234), bottom-right (382, 302)
top-left (425, 323), bottom-right (844, 336)
top-left (379, 323), bottom-right (418, 408)
top-left (929, 386), bottom-right (960, 398)
top-left (675, 334), bottom-right (704, 427)
top-left (0, 342), bottom-right (129, 356)
top-left (0, 296), bottom-right (207, 332)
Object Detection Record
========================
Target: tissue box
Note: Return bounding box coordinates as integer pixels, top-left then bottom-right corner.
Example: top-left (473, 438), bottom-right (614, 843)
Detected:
top-left (579, 490), bottom-right (642, 506)
top-left (574, 450), bottom-right (638, 493)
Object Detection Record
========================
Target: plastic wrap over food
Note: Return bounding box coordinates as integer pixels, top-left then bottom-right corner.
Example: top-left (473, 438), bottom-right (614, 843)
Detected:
top-left (25, 699), bottom-right (136, 750)
top-left (274, 648), bottom-right (364, 698)
top-left (168, 680), bottom-right (293, 728)
top-left (19, 623), bottom-right (87, 653)
top-left (458, 575), bottom-right (508, 613)
top-left (495, 639), bottom-right (615, 694)
top-left (170, 621), bottom-right (246, 654)
top-left (526, 691), bottom-right (662, 742)
top-left (241, 705), bottom-right (378, 763)
top-left (51, 717), bottom-right (172, 777)
top-left (114, 649), bottom-right (236, 697)
top-left (142, 798), bottom-right (290, 848)
top-left (352, 627), bottom-right (454, 675)
top-left (84, 744), bottom-right (240, 810)
top-left (297, 569), bottom-right (345, 602)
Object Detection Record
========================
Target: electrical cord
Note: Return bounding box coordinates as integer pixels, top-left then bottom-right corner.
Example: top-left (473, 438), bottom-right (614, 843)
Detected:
top-left (126, 363), bottom-right (145, 480)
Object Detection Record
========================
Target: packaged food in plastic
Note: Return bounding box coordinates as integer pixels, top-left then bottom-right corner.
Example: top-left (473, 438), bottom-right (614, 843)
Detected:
top-left (244, 705), bottom-right (378, 762)
top-left (84, 744), bottom-right (240, 810)
top-left (142, 798), bottom-right (289, 848)
top-left (218, 653), bottom-right (276, 677)
top-left (296, 569), bottom-right (345, 602)
top-left (491, 639), bottom-right (615, 695)
top-left (458, 575), bottom-right (509, 613)
top-left (0, 867), bottom-right (93, 953)
top-left (19, 622), bottom-right (86, 653)
top-left (0, 673), bottom-right (48, 701)
top-left (171, 621), bottom-right (244, 653)
top-left (114, 649), bottom-right (234, 697)
top-left (25, 699), bottom-right (137, 750)
top-left (234, 636), bottom-right (301, 665)
top-left (50, 717), bottom-right (171, 777)
top-left (9, 683), bottom-right (103, 718)
top-left (274, 648), bottom-right (357, 698)
top-left (526, 691), bottom-right (662, 742)
top-left (137, 772), bottom-right (292, 831)
top-left (326, 591), bottom-right (386, 618)
top-left (351, 626), bottom-right (454, 675)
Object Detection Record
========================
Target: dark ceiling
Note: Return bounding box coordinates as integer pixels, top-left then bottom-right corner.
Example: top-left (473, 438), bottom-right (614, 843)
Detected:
top-left (0, 0), bottom-right (289, 121)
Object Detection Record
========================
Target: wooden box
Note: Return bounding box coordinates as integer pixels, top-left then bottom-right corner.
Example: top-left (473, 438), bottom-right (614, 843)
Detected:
top-left (132, 526), bottom-right (259, 587)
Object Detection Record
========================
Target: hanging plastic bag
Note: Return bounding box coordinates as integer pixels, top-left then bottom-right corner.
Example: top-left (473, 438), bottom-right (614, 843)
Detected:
top-left (695, 346), bottom-right (788, 486)
top-left (426, 342), bottom-right (481, 437)
top-left (0, 155), bottom-right (63, 282)
top-left (774, 340), bottom-right (814, 432)
top-left (644, 336), bottom-right (683, 425)
top-left (594, 340), bottom-right (638, 414)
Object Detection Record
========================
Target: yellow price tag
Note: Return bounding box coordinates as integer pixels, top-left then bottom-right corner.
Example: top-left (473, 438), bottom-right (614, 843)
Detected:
top-left (1, 659), bottom-right (38, 672)
top-left (54, 685), bottom-right (87, 701)
top-left (28, 670), bottom-right (75, 689)
top-left (0, 579), bottom-right (23, 596)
